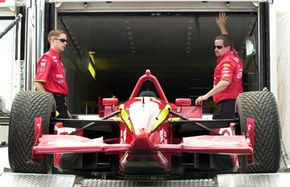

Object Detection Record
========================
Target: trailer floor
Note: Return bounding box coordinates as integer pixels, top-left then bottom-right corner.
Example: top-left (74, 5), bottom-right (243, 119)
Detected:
top-left (1, 146), bottom-right (289, 187)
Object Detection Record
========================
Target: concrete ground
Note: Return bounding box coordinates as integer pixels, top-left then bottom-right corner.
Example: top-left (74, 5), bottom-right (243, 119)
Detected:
top-left (0, 146), bottom-right (9, 173)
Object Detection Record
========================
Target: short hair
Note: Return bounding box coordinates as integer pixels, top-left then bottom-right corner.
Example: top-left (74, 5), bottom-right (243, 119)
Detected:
top-left (47, 29), bottom-right (66, 44)
top-left (215, 34), bottom-right (233, 50)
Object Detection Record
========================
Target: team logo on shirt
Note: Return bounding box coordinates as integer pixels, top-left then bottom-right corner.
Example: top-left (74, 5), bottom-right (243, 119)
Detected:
top-left (52, 56), bottom-right (58, 63)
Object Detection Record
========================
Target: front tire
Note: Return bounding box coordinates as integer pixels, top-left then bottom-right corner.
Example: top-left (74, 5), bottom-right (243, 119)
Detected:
top-left (236, 91), bottom-right (281, 173)
top-left (8, 91), bottom-right (55, 173)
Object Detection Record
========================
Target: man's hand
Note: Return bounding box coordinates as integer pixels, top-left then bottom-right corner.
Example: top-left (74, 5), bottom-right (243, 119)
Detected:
top-left (195, 79), bottom-right (230, 106)
top-left (67, 110), bottom-right (73, 119)
top-left (195, 95), bottom-right (209, 106)
top-left (34, 81), bottom-right (46, 92)
top-left (216, 12), bottom-right (229, 35)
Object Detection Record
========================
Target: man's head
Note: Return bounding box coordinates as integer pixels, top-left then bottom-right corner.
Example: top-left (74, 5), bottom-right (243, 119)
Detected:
top-left (214, 34), bottom-right (233, 57)
top-left (48, 29), bottom-right (67, 53)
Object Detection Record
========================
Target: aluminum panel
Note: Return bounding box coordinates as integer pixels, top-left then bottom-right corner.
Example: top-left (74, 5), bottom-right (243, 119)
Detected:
top-left (82, 179), bottom-right (216, 187)
top-left (0, 173), bottom-right (75, 187)
top-left (218, 173), bottom-right (290, 187)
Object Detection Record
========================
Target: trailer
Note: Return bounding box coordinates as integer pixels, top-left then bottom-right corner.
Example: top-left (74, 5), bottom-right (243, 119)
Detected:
top-left (1, 0), bottom-right (290, 186)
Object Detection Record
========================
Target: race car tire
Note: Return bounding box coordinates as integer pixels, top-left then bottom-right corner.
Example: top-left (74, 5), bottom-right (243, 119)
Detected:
top-left (236, 91), bottom-right (281, 173)
top-left (8, 91), bottom-right (55, 173)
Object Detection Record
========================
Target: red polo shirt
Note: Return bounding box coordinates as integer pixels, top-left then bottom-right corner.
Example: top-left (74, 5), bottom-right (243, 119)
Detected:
top-left (35, 48), bottom-right (69, 96)
top-left (213, 50), bottom-right (243, 103)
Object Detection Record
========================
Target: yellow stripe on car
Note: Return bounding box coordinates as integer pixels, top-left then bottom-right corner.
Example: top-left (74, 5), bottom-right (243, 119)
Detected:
top-left (120, 104), bottom-right (133, 132)
top-left (151, 104), bottom-right (171, 132)
top-left (168, 117), bottom-right (181, 122)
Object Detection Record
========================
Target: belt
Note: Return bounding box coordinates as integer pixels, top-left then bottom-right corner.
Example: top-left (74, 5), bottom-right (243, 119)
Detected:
top-left (53, 93), bottom-right (67, 101)
top-left (217, 99), bottom-right (236, 104)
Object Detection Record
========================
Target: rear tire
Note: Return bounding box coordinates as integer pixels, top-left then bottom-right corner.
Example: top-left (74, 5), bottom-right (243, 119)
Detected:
top-left (236, 91), bottom-right (281, 173)
top-left (8, 91), bottom-right (55, 173)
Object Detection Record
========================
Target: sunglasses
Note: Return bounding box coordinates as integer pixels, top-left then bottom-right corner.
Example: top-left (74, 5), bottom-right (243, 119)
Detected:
top-left (214, 45), bottom-right (224, 49)
top-left (56, 38), bottom-right (68, 43)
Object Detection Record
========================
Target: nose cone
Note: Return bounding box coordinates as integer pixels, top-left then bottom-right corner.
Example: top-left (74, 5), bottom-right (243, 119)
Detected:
top-left (130, 130), bottom-right (154, 150)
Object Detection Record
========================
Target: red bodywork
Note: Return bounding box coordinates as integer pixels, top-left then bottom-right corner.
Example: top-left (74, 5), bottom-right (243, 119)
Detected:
top-left (32, 69), bottom-right (254, 174)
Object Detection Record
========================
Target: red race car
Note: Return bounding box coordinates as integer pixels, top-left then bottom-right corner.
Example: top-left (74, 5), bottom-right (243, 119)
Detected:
top-left (8, 69), bottom-right (280, 178)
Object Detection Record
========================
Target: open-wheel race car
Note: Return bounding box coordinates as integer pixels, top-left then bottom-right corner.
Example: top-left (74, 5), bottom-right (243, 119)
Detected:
top-left (8, 69), bottom-right (281, 178)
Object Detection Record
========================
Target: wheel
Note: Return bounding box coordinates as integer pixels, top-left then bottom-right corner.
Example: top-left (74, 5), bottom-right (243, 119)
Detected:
top-left (8, 91), bottom-right (55, 173)
top-left (236, 91), bottom-right (281, 173)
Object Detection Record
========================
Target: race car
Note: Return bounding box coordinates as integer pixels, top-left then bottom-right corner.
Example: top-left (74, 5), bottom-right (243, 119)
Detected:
top-left (8, 69), bottom-right (281, 178)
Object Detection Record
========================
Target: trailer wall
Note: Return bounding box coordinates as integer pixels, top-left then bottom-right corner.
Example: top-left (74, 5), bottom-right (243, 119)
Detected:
top-left (273, 0), bottom-right (290, 160)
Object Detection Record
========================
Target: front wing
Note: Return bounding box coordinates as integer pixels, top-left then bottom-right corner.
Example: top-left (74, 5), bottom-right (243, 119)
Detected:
top-left (33, 134), bottom-right (253, 155)
top-left (32, 117), bottom-right (254, 161)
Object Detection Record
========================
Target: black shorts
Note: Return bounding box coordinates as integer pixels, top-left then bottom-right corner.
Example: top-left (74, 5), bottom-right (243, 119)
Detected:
top-left (53, 93), bottom-right (68, 118)
top-left (212, 99), bottom-right (236, 119)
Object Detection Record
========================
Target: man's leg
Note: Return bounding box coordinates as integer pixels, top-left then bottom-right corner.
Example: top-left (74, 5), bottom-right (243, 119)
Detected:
top-left (211, 99), bottom-right (236, 170)
top-left (213, 99), bottom-right (236, 119)
top-left (53, 94), bottom-right (69, 118)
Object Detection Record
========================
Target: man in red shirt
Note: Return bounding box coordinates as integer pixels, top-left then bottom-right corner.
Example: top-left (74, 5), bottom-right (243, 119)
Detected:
top-left (34, 29), bottom-right (70, 118)
top-left (195, 13), bottom-right (243, 119)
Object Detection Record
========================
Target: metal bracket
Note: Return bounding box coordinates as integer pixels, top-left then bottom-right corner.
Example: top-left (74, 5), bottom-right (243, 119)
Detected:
top-left (16, 0), bottom-right (26, 7)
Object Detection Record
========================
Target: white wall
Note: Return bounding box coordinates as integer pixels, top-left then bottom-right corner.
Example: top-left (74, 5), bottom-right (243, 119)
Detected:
top-left (0, 20), bottom-right (15, 111)
top-left (272, 0), bottom-right (290, 160)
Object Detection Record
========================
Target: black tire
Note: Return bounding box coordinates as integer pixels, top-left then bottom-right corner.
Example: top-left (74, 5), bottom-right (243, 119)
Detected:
top-left (236, 91), bottom-right (281, 173)
top-left (8, 91), bottom-right (55, 173)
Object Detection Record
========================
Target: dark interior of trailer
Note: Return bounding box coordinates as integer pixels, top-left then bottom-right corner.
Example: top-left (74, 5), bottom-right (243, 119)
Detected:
top-left (54, 11), bottom-right (259, 114)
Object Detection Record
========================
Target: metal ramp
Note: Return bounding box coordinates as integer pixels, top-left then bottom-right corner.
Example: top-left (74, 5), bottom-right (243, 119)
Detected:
top-left (1, 172), bottom-right (290, 187)
top-left (0, 172), bottom-right (76, 187)
top-left (80, 173), bottom-right (290, 187)
top-left (217, 173), bottom-right (290, 187)
top-left (81, 179), bottom-right (216, 187)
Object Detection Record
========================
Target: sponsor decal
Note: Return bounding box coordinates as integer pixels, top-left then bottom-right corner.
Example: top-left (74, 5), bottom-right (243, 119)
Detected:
top-left (159, 129), bottom-right (167, 144)
top-left (222, 69), bottom-right (230, 73)
top-left (57, 80), bottom-right (64, 84)
top-left (237, 72), bottom-right (243, 79)
top-left (52, 56), bottom-right (58, 63)
top-left (40, 67), bottom-right (46, 72)
top-left (56, 74), bottom-right (63, 78)
top-left (233, 57), bottom-right (240, 63)
top-left (223, 73), bottom-right (230, 77)
top-left (223, 63), bottom-right (231, 67)
top-left (40, 62), bottom-right (46, 66)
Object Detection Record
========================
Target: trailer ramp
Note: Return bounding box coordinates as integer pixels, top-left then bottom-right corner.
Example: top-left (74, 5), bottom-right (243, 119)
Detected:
top-left (81, 173), bottom-right (290, 187)
top-left (217, 173), bottom-right (290, 187)
top-left (81, 179), bottom-right (216, 187)
top-left (1, 172), bottom-right (290, 187)
top-left (0, 172), bottom-right (75, 187)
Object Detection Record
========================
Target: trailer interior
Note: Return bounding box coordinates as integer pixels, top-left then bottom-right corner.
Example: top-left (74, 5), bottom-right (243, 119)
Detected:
top-left (45, 1), bottom-right (265, 114)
